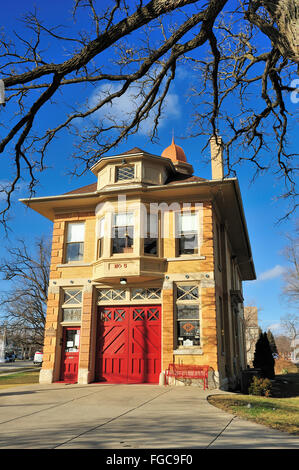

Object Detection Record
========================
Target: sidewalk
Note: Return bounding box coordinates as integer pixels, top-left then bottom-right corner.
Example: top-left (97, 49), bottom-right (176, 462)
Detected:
top-left (0, 383), bottom-right (298, 449)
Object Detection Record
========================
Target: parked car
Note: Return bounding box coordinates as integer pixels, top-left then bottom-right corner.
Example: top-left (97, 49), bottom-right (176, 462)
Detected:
top-left (33, 351), bottom-right (43, 365)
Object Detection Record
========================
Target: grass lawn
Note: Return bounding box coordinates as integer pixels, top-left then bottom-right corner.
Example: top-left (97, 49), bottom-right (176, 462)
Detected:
top-left (0, 370), bottom-right (40, 389)
top-left (208, 371), bottom-right (299, 436)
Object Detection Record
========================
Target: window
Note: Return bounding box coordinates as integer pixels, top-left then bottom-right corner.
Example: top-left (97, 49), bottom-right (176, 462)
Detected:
top-left (98, 288), bottom-right (126, 301)
top-left (116, 165), bottom-right (134, 181)
top-left (62, 308), bottom-right (82, 322)
top-left (177, 285), bottom-right (199, 301)
top-left (112, 213), bottom-right (134, 254)
top-left (177, 212), bottom-right (198, 255)
top-left (97, 288), bottom-right (161, 303)
top-left (66, 222), bottom-right (85, 262)
top-left (97, 217), bottom-right (105, 258)
top-left (64, 289), bottom-right (82, 304)
top-left (144, 213), bottom-right (158, 255)
top-left (176, 284), bottom-right (200, 347)
top-left (219, 296), bottom-right (225, 355)
top-left (62, 289), bottom-right (82, 322)
top-left (131, 288), bottom-right (161, 300)
top-left (216, 223), bottom-right (222, 269)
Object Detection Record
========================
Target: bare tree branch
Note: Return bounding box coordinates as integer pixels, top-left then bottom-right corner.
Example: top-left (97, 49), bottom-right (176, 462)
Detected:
top-left (0, 237), bottom-right (51, 346)
top-left (0, 0), bottom-right (298, 226)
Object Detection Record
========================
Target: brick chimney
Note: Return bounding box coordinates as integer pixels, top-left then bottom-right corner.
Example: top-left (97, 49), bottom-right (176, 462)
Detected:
top-left (210, 135), bottom-right (224, 180)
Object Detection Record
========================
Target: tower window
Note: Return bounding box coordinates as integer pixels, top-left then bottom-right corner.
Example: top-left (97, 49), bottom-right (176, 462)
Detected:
top-left (116, 165), bottom-right (134, 181)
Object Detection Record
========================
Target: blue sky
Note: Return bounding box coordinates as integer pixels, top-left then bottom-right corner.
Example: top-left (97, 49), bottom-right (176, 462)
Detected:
top-left (0, 1), bottom-right (298, 335)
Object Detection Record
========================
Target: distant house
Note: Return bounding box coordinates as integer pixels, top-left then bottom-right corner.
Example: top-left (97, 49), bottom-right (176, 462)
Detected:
top-left (291, 338), bottom-right (299, 363)
top-left (244, 306), bottom-right (259, 367)
top-left (20, 136), bottom-right (256, 390)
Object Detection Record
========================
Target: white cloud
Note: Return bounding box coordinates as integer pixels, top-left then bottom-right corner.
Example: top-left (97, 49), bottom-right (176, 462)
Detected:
top-left (257, 265), bottom-right (286, 281)
top-left (89, 83), bottom-right (181, 135)
top-left (267, 323), bottom-right (282, 332)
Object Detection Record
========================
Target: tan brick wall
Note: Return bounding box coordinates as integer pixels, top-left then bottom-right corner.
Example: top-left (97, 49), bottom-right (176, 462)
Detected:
top-left (161, 202), bottom-right (219, 375)
top-left (41, 212), bottom-right (95, 382)
top-left (78, 289), bottom-right (94, 372)
top-left (162, 288), bottom-right (175, 371)
top-left (49, 220), bottom-right (65, 280)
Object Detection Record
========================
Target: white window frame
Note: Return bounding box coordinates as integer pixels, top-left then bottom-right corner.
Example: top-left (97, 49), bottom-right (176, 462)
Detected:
top-left (65, 222), bottom-right (85, 263)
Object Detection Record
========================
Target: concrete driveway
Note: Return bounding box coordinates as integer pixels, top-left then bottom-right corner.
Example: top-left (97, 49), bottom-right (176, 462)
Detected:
top-left (0, 383), bottom-right (297, 449)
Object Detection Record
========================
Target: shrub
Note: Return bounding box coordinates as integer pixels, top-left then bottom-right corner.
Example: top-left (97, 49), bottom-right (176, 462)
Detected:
top-left (248, 376), bottom-right (272, 397)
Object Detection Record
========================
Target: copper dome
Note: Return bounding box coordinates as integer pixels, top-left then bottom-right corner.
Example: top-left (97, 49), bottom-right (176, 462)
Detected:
top-left (161, 137), bottom-right (187, 163)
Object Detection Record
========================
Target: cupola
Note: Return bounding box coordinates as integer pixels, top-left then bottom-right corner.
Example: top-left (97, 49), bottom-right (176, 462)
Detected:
top-left (162, 136), bottom-right (187, 163)
top-left (161, 136), bottom-right (193, 175)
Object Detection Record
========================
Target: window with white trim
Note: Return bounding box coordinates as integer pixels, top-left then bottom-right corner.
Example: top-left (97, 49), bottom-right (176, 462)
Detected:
top-left (131, 288), bottom-right (161, 300)
top-left (97, 217), bottom-right (105, 258)
top-left (112, 213), bottom-right (134, 254)
top-left (176, 284), bottom-right (200, 347)
top-left (66, 222), bottom-right (85, 262)
top-left (62, 289), bottom-right (82, 322)
top-left (98, 288), bottom-right (126, 302)
top-left (144, 213), bottom-right (158, 255)
top-left (176, 212), bottom-right (198, 255)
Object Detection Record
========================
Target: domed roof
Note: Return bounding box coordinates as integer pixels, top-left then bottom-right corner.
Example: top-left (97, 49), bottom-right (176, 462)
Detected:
top-left (161, 137), bottom-right (187, 163)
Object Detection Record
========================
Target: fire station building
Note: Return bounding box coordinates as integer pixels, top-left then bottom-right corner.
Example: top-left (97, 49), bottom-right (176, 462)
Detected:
top-left (21, 136), bottom-right (256, 390)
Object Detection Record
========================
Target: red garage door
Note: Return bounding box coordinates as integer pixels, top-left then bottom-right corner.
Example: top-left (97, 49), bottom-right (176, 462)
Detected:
top-left (96, 305), bottom-right (161, 383)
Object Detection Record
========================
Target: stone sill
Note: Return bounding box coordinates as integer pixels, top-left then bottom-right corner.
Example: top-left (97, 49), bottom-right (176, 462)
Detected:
top-left (167, 256), bottom-right (206, 261)
top-left (173, 348), bottom-right (203, 355)
top-left (57, 263), bottom-right (92, 267)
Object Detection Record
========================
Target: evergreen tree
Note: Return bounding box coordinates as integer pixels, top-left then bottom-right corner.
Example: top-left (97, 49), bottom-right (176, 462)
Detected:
top-left (253, 332), bottom-right (275, 379)
top-left (267, 330), bottom-right (278, 355)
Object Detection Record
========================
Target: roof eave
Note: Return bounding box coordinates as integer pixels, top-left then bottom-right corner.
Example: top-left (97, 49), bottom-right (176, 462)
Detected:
top-left (90, 152), bottom-right (176, 175)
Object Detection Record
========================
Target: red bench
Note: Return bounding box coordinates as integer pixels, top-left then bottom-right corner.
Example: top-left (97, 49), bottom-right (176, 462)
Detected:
top-left (165, 364), bottom-right (209, 390)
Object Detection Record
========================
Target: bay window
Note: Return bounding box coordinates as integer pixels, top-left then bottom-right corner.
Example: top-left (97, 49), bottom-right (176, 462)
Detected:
top-left (97, 217), bottom-right (105, 258)
top-left (144, 213), bottom-right (158, 255)
top-left (112, 213), bottom-right (134, 254)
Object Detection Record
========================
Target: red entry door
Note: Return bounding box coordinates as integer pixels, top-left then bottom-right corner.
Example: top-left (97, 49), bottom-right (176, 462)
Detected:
top-left (97, 305), bottom-right (161, 384)
top-left (60, 327), bottom-right (80, 383)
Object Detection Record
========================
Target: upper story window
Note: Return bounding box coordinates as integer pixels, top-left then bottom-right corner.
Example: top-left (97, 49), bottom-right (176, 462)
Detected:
top-left (216, 223), bottom-right (222, 269)
top-left (116, 165), bottom-right (134, 182)
top-left (144, 213), bottom-right (158, 255)
top-left (112, 213), bottom-right (134, 254)
top-left (66, 222), bottom-right (85, 262)
top-left (97, 217), bottom-right (105, 258)
top-left (176, 212), bottom-right (198, 255)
